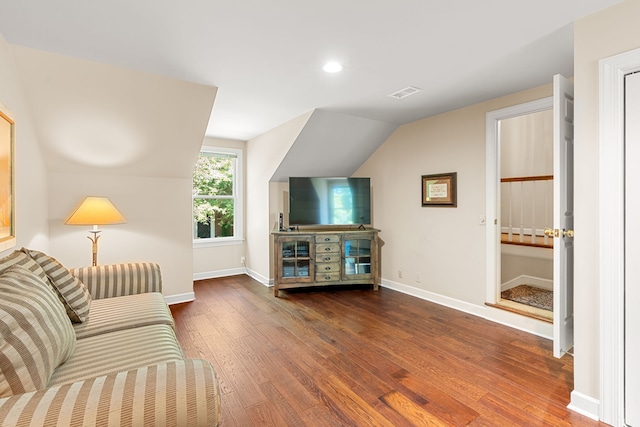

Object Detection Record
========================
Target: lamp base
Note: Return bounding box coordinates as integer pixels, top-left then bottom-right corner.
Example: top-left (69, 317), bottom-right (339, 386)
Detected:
top-left (88, 230), bottom-right (101, 266)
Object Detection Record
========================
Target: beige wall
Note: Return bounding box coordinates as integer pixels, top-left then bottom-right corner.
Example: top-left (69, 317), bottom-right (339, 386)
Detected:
top-left (356, 84), bottom-right (553, 305)
top-left (0, 34), bottom-right (49, 257)
top-left (246, 111), bottom-right (312, 283)
top-left (501, 246), bottom-right (553, 284)
top-left (8, 45), bottom-right (216, 301)
top-left (574, 0), bottom-right (640, 407)
top-left (193, 136), bottom-right (247, 279)
top-left (500, 110), bottom-right (553, 178)
top-left (48, 173), bottom-right (195, 301)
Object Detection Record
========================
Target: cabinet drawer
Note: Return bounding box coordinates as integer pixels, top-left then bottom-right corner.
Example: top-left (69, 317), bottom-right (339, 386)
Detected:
top-left (315, 272), bottom-right (341, 282)
top-left (316, 243), bottom-right (340, 253)
top-left (316, 235), bottom-right (340, 244)
top-left (315, 262), bottom-right (340, 273)
top-left (316, 253), bottom-right (341, 263)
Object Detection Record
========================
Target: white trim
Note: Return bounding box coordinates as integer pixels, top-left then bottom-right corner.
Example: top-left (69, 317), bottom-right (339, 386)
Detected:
top-left (193, 237), bottom-right (244, 248)
top-left (381, 279), bottom-right (553, 339)
top-left (165, 292), bottom-right (195, 305)
top-left (193, 146), bottom-right (244, 245)
top-left (486, 97), bottom-right (553, 304)
top-left (599, 47), bottom-right (640, 427)
top-left (192, 268), bottom-right (272, 287)
top-left (245, 267), bottom-right (272, 287)
top-left (568, 391), bottom-right (600, 421)
top-left (193, 267), bottom-right (246, 281)
top-left (501, 275), bottom-right (553, 292)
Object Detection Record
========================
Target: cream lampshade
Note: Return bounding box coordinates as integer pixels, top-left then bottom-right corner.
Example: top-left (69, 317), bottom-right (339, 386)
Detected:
top-left (65, 196), bottom-right (126, 266)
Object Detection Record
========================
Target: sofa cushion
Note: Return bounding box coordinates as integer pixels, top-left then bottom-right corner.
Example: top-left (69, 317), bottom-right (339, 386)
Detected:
top-left (0, 359), bottom-right (221, 427)
top-left (48, 324), bottom-right (183, 387)
top-left (0, 265), bottom-right (76, 397)
top-left (74, 292), bottom-right (175, 339)
top-left (22, 249), bottom-right (91, 323)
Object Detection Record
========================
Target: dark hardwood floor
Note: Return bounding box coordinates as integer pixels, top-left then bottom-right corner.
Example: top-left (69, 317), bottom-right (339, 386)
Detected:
top-left (170, 275), bottom-right (606, 426)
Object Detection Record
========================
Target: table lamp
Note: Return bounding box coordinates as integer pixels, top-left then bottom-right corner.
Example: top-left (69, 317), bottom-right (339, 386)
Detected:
top-left (65, 196), bottom-right (126, 266)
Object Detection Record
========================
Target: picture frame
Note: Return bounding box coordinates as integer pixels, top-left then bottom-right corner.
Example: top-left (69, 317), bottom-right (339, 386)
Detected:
top-left (422, 172), bottom-right (457, 207)
top-left (0, 102), bottom-right (15, 251)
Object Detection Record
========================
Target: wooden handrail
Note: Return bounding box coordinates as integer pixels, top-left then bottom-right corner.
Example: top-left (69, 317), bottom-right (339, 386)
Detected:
top-left (501, 175), bottom-right (553, 183)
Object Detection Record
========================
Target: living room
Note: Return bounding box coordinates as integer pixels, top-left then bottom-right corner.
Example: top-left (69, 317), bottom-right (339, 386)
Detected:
top-left (1, 1), bottom-right (639, 425)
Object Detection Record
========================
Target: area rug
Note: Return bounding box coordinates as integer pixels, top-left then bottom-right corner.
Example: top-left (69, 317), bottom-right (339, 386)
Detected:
top-left (501, 285), bottom-right (553, 312)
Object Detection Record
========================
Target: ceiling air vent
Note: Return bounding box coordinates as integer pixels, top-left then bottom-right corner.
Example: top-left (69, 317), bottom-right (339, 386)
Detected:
top-left (388, 86), bottom-right (422, 100)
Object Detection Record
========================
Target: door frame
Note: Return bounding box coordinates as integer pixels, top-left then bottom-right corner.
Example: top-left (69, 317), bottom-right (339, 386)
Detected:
top-left (599, 47), bottom-right (640, 426)
top-left (485, 97), bottom-right (552, 304)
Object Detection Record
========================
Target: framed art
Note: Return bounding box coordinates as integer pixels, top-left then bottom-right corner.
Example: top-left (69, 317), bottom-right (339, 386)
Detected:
top-left (422, 172), bottom-right (457, 207)
top-left (0, 102), bottom-right (15, 251)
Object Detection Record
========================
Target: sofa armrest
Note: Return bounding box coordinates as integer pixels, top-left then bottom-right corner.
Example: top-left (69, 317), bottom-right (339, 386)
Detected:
top-left (70, 262), bottom-right (162, 299)
top-left (0, 359), bottom-right (220, 427)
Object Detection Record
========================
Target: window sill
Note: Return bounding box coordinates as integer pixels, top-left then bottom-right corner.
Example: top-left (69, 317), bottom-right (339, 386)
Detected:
top-left (193, 237), bottom-right (244, 249)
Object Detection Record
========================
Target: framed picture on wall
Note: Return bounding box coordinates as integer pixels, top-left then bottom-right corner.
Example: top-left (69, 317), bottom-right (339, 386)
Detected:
top-left (422, 172), bottom-right (457, 207)
top-left (0, 102), bottom-right (15, 251)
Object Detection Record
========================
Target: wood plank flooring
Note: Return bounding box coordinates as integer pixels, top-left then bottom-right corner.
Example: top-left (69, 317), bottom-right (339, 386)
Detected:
top-left (170, 275), bottom-right (606, 426)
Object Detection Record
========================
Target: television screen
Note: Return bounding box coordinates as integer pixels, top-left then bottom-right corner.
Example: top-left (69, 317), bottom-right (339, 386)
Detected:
top-left (289, 177), bottom-right (371, 226)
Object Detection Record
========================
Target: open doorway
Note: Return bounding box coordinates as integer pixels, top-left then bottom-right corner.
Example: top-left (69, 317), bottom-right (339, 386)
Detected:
top-left (498, 109), bottom-right (554, 322)
top-left (485, 96), bottom-right (554, 319)
top-left (486, 75), bottom-right (574, 357)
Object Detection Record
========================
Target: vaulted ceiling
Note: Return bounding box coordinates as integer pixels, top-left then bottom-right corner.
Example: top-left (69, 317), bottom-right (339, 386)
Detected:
top-left (0, 0), bottom-right (623, 143)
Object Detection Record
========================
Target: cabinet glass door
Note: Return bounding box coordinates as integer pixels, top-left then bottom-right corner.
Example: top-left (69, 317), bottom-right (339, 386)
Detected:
top-left (281, 239), bottom-right (311, 279)
top-left (344, 238), bottom-right (372, 278)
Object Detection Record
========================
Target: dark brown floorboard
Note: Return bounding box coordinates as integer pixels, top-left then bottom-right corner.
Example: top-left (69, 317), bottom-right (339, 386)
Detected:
top-left (170, 275), bottom-right (606, 427)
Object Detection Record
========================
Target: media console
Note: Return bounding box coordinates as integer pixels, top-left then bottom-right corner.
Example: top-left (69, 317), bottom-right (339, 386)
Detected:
top-left (271, 228), bottom-right (381, 297)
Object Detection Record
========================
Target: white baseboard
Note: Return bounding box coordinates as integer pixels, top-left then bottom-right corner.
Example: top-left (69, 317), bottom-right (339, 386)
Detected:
top-left (501, 275), bottom-right (553, 291)
top-left (245, 267), bottom-right (272, 287)
top-left (568, 391), bottom-right (600, 421)
top-left (381, 279), bottom-right (553, 339)
top-left (193, 267), bottom-right (247, 281)
top-left (165, 292), bottom-right (195, 305)
top-left (192, 267), bottom-right (272, 289)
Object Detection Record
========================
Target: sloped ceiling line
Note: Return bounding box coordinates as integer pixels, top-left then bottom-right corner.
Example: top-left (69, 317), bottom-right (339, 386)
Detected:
top-left (270, 109), bottom-right (398, 182)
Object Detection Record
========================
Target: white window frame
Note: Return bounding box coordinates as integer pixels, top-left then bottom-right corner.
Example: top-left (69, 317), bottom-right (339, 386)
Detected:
top-left (193, 146), bottom-right (243, 248)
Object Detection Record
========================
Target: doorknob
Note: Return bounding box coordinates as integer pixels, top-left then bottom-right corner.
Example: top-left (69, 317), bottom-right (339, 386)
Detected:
top-left (544, 228), bottom-right (574, 238)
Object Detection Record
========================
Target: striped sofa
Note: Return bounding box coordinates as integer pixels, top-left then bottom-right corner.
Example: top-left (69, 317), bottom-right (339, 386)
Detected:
top-left (0, 249), bottom-right (220, 426)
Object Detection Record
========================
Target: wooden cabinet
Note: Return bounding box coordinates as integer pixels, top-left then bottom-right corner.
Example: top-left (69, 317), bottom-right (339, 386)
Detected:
top-left (272, 229), bottom-right (381, 296)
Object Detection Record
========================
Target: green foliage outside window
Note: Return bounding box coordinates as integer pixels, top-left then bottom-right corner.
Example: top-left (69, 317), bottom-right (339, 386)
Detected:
top-left (193, 153), bottom-right (235, 238)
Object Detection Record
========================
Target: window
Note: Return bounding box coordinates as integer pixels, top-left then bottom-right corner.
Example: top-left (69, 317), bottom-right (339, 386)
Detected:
top-left (192, 147), bottom-right (243, 245)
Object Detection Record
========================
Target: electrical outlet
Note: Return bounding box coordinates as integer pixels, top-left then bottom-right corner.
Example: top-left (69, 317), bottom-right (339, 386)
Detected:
top-left (398, 270), bottom-right (403, 278)
top-left (415, 274), bottom-right (421, 283)
top-left (240, 256), bottom-right (246, 264)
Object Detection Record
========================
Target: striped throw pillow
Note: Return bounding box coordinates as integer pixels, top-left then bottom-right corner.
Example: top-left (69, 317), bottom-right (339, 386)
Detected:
top-left (0, 265), bottom-right (76, 397)
top-left (0, 250), bottom-right (49, 284)
top-left (22, 249), bottom-right (92, 323)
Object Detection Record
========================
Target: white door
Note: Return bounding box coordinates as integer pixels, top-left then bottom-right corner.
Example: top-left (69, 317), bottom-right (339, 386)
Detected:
top-left (625, 71), bottom-right (640, 427)
top-left (552, 74), bottom-right (574, 358)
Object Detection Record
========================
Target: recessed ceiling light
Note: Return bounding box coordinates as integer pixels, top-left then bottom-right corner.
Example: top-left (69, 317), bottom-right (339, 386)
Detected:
top-left (323, 62), bottom-right (343, 73)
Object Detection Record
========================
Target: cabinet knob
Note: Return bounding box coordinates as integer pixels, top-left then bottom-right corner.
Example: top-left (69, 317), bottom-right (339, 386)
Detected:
top-left (325, 275), bottom-right (331, 280)
top-left (324, 257), bottom-right (331, 261)
top-left (325, 266), bottom-right (331, 270)
top-left (325, 247), bottom-right (331, 251)
top-left (324, 237), bottom-right (330, 241)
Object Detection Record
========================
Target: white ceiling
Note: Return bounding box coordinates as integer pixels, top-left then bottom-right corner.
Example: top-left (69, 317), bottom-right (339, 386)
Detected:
top-left (0, 0), bottom-right (623, 142)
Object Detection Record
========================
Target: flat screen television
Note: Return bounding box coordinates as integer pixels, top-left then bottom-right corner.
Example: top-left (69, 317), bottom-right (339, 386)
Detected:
top-left (288, 177), bottom-right (371, 226)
